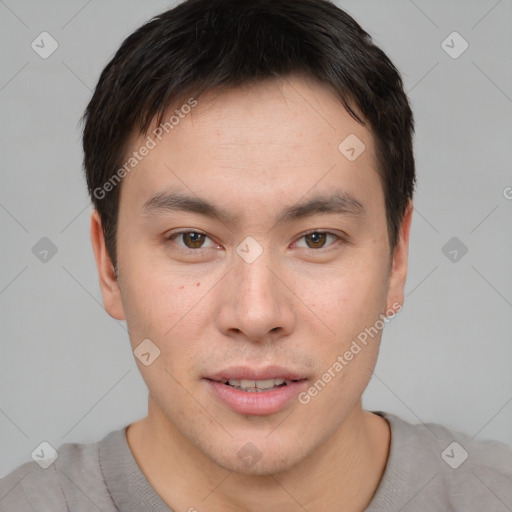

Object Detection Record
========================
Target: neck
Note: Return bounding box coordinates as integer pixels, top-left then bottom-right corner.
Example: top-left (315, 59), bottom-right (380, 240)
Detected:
top-left (127, 400), bottom-right (390, 512)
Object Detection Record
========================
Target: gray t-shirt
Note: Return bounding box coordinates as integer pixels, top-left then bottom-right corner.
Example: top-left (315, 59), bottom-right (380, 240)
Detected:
top-left (1, 411), bottom-right (511, 511)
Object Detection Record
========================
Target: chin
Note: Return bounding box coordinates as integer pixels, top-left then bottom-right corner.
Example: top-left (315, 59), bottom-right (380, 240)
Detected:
top-left (204, 436), bottom-right (309, 477)
top-left (224, 453), bottom-right (298, 477)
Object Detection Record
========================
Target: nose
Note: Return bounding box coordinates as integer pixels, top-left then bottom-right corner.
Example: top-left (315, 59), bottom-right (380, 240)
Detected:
top-left (216, 250), bottom-right (296, 343)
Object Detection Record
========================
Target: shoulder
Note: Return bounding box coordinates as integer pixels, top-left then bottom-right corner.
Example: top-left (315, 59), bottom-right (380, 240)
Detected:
top-left (369, 411), bottom-right (512, 511)
top-left (0, 430), bottom-right (124, 512)
top-left (0, 460), bottom-right (64, 511)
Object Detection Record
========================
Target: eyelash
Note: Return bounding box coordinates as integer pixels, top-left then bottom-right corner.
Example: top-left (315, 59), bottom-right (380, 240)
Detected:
top-left (165, 229), bottom-right (345, 252)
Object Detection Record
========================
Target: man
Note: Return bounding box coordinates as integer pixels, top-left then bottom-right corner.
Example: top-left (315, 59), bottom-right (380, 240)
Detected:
top-left (1, 0), bottom-right (511, 510)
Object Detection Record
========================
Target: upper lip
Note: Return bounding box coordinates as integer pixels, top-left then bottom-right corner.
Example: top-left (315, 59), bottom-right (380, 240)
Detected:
top-left (206, 365), bottom-right (308, 382)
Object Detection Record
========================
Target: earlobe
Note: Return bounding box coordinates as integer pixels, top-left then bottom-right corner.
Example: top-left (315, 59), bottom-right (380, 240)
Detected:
top-left (385, 201), bottom-right (413, 313)
top-left (90, 210), bottom-right (126, 320)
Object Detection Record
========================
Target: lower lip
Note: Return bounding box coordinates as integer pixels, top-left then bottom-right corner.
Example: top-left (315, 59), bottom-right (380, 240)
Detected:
top-left (205, 379), bottom-right (307, 416)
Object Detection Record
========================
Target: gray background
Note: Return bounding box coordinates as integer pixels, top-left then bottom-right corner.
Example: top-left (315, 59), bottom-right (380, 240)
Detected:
top-left (1, 0), bottom-right (511, 478)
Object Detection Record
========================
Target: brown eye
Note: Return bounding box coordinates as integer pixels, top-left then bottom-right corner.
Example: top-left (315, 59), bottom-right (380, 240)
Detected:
top-left (168, 231), bottom-right (215, 250)
top-left (304, 232), bottom-right (328, 249)
top-left (295, 231), bottom-right (341, 250)
top-left (181, 232), bottom-right (206, 248)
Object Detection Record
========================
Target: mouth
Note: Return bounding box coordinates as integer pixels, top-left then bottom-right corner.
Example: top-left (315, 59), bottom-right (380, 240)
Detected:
top-left (210, 377), bottom-right (303, 393)
top-left (204, 366), bottom-right (309, 417)
top-left (205, 372), bottom-right (309, 415)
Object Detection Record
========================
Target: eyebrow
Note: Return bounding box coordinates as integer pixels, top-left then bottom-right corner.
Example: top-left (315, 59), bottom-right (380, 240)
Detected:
top-left (141, 188), bottom-right (365, 226)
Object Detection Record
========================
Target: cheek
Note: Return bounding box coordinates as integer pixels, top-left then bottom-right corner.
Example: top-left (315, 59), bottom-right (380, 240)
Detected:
top-left (120, 270), bottom-right (211, 396)
top-left (294, 255), bottom-right (390, 344)
top-left (295, 256), bottom-right (389, 414)
top-left (118, 252), bottom-right (224, 376)
top-left (297, 275), bottom-right (386, 422)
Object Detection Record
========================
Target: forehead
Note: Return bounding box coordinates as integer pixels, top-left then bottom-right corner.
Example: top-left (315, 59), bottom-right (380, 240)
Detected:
top-left (118, 76), bottom-right (382, 220)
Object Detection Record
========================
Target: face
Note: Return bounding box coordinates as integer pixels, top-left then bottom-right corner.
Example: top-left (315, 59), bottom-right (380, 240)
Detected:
top-left (92, 75), bottom-right (410, 476)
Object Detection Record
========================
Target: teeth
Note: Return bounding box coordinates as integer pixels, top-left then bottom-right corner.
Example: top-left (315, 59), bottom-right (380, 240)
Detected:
top-left (256, 379), bottom-right (279, 389)
top-left (227, 378), bottom-right (287, 390)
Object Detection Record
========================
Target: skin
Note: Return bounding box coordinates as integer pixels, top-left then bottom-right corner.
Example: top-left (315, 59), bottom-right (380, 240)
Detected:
top-left (91, 75), bottom-right (412, 512)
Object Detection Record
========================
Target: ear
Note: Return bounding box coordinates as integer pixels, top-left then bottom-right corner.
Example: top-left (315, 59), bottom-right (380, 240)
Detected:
top-left (90, 210), bottom-right (126, 320)
top-left (386, 201), bottom-right (413, 313)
